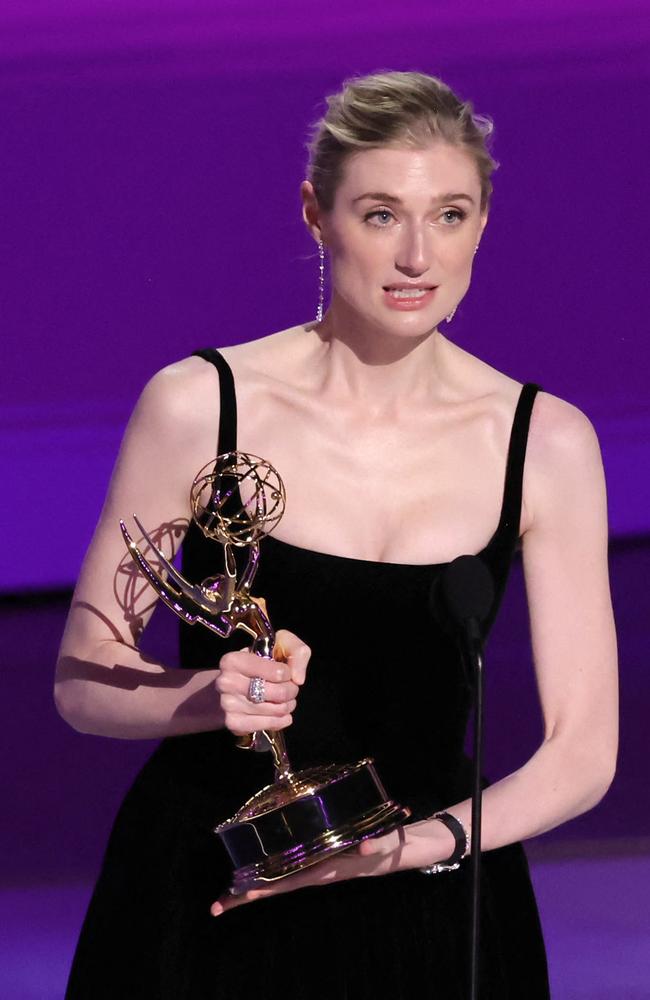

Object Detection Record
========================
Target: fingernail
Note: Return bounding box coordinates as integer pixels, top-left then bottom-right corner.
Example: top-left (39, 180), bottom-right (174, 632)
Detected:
top-left (211, 903), bottom-right (223, 917)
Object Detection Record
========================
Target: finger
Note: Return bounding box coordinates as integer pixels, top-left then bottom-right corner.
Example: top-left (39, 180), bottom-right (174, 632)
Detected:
top-left (274, 629), bottom-right (311, 685)
top-left (210, 890), bottom-right (270, 917)
top-left (220, 707), bottom-right (294, 735)
top-left (211, 883), bottom-right (285, 917)
top-left (211, 862), bottom-right (327, 917)
top-left (219, 691), bottom-right (297, 719)
top-left (216, 671), bottom-right (299, 705)
top-left (210, 846), bottom-right (393, 918)
top-left (219, 650), bottom-right (292, 683)
top-left (357, 837), bottom-right (387, 857)
top-left (356, 828), bottom-right (404, 857)
top-left (212, 859), bottom-right (333, 917)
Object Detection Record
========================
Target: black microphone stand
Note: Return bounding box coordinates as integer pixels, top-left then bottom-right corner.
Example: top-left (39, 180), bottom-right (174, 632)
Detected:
top-left (431, 556), bottom-right (494, 1000)
top-left (461, 620), bottom-right (485, 1000)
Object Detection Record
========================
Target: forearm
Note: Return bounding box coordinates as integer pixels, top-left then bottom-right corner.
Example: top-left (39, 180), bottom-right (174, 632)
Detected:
top-left (55, 639), bottom-right (226, 740)
top-left (441, 734), bottom-right (615, 854)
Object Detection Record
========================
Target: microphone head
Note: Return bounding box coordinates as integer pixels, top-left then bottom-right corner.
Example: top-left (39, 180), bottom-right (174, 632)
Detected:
top-left (429, 554), bottom-right (495, 630)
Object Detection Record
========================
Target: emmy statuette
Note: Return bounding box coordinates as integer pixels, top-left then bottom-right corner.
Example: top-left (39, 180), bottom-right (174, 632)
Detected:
top-left (120, 452), bottom-right (410, 894)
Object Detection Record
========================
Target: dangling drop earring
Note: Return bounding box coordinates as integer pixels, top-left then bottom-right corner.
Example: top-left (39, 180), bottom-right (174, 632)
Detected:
top-left (316, 238), bottom-right (325, 323)
top-left (447, 245), bottom-right (479, 323)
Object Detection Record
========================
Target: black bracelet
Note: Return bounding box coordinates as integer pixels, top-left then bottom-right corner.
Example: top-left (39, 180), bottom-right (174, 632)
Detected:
top-left (419, 811), bottom-right (469, 875)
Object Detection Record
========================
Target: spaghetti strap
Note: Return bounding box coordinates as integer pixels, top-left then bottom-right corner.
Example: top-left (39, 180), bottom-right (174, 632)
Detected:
top-left (497, 382), bottom-right (542, 538)
top-left (192, 347), bottom-right (237, 455)
top-left (179, 348), bottom-right (243, 672)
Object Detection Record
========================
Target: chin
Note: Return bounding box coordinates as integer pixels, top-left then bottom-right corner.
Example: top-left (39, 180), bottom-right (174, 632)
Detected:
top-left (334, 294), bottom-right (439, 339)
top-left (378, 312), bottom-right (440, 339)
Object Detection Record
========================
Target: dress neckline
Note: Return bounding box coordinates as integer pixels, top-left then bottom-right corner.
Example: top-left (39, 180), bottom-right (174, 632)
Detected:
top-left (197, 347), bottom-right (539, 575)
top-left (261, 525), bottom-right (501, 571)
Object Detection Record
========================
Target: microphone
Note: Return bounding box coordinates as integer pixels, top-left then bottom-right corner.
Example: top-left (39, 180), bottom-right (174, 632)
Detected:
top-left (428, 554), bottom-right (495, 643)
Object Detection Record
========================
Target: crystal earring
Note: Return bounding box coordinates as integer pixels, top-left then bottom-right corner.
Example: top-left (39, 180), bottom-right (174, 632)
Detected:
top-left (316, 238), bottom-right (325, 322)
top-left (445, 246), bottom-right (478, 322)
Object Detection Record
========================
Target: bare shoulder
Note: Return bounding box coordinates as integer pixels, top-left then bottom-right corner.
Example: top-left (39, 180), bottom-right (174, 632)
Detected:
top-left (125, 328), bottom-right (306, 463)
top-left (135, 354), bottom-right (221, 429)
top-left (523, 390), bottom-right (606, 533)
top-left (454, 344), bottom-right (605, 532)
top-left (109, 353), bottom-right (230, 493)
top-left (527, 390), bottom-right (602, 472)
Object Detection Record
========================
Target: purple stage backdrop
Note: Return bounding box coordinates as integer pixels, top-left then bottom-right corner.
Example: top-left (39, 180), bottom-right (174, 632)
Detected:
top-left (1, 11), bottom-right (649, 995)
top-left (1, 1), bottom-right (649, 592)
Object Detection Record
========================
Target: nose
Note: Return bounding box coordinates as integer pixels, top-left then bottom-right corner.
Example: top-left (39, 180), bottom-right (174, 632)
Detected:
top-left (395, 223), bottom-right (431, 277)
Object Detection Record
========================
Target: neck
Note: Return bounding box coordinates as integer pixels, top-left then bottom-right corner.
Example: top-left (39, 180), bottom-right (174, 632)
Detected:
top-left (309, 296), bottom-right (456, 414)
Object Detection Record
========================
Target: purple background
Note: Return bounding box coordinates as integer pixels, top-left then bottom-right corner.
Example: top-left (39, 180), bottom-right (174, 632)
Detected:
top-left (2, 0), bottom-right (650, 591)
top-left (1, 5), bottom-right (649, 995)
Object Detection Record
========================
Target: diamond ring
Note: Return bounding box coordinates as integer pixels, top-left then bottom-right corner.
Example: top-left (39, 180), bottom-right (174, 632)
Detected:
top-left (248, 676), bottom-right (266, 704)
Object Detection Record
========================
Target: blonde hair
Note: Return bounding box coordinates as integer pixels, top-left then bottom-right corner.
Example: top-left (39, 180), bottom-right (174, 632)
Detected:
top-left (306, 70), bottom-right (498, 213)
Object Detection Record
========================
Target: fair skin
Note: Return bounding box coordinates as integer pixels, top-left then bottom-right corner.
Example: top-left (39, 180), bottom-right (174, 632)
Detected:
top-left (54, 140), bottom-right (618, 920)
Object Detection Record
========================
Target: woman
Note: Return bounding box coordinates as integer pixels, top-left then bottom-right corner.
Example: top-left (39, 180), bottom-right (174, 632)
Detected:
top-left (56, 71), bottom-right (618, 998)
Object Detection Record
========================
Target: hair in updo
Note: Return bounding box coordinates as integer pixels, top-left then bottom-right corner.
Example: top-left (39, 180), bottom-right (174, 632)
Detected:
top-left (306, 70), bottom-right (498, 214)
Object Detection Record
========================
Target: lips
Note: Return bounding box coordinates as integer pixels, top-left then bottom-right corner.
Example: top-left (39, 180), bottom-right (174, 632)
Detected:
top-left (382, 285), bottom-right (438, 310)
top-left (383, 284), bottom-right (438, 291)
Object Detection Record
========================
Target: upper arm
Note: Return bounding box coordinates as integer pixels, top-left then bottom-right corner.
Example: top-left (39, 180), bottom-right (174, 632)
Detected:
top-left (57, 356), bottom-right (221, 663)
top-left (520, 392), bottom-right (619, 781)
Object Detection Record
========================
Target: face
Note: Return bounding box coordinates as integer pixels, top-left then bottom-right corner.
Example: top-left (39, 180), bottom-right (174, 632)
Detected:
top-left (302, 142), bottom-right (488, 339)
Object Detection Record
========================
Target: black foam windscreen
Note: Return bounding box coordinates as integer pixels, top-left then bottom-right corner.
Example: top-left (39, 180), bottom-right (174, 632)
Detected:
top-left (428, 555), bottom-right (495, 630)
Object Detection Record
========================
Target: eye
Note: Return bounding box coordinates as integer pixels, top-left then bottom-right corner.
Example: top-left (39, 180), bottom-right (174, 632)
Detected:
top-left (440, 208), bottom-right (467, 225)
top-left (364, 208), bottom-right (395, 227)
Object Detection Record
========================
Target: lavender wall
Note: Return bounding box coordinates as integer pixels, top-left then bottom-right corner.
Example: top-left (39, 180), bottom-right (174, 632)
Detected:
top-left (2, 2), bottom-right (649, 592)
top-left (1, 14), bottom-right (649, 993)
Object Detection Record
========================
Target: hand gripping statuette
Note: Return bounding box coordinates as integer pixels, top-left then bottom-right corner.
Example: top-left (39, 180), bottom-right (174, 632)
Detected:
top-left (120, 452), bottom-right (410, 894)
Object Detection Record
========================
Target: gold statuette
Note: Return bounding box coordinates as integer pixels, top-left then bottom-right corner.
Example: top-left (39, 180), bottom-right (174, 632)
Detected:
top-left (120, 451), bottom-right (410, 893)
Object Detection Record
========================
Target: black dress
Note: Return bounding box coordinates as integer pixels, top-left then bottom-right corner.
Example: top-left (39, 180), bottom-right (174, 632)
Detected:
top-left (65, 348), bottom-right (550, 999)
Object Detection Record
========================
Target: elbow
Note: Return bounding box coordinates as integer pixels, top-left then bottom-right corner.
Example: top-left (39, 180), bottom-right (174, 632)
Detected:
top-left (54, 664), bottom-right (96, 735)
top-left (542, 728), bottom-right (618, 818)
top-left (574, 746), bottom-right (618, 814)
top-left (545, 710), bottom-right (618, 815)
top-left (591, 726), bottom-right (619, 806)
top-left (580, 769), bottom-right (615, 817)
top-left (590, 756), bottom-right (617, 807)
top-left (54, 678), bottom-right (85, 733)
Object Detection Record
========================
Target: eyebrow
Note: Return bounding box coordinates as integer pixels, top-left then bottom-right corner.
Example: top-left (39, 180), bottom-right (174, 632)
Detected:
top-left (352, 191), bottom-right (475, 206)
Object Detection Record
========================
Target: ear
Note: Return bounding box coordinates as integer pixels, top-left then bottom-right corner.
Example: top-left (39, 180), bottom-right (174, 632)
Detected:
top-left (477, 208), bottom-right (489, 242)
top-left (300, 180), bottom-right (323, 243)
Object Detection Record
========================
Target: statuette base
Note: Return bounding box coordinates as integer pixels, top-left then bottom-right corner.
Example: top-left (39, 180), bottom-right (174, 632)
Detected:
top-left (214, 758), bottom-right (411, 895)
